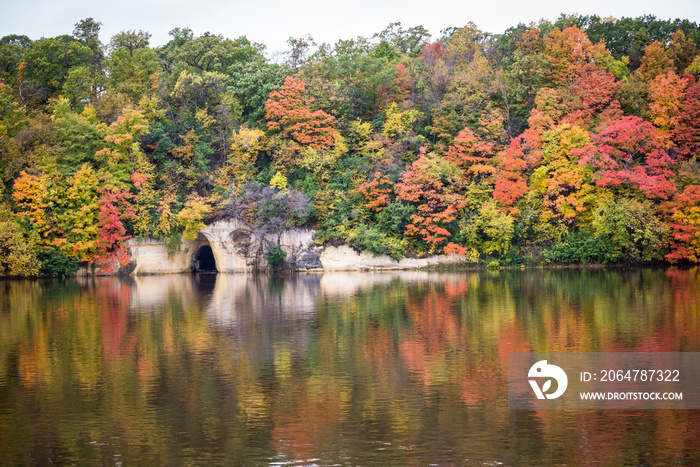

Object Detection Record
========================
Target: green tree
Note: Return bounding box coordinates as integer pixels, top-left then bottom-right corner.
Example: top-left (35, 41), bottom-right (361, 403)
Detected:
top-left (0, 82), bottom-right (28, 186)
top-left (459, 199), bottom-right (515, 259)
top-left (170, 33), bottom-right (263, 73)
top-left (72, 17), bottom-right (105, 88)
top-left (374, 22), bottom-right (431, 56)
top-left (592, 197), bottom-right (670, 262)
top-left (50, 100), bottom-right (105, 175)
top-left (228, 58), bottom-right (288, 124)
top-left (106, 30), bottom-right (159, 103)
top-left (0, 34), bottom-right (31, 85)
top-left (19, 36), bottom-right (94, 103)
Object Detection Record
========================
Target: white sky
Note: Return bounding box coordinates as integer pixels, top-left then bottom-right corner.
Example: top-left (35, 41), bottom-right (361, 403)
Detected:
top-left (2, 0), bottom-right (699, 57)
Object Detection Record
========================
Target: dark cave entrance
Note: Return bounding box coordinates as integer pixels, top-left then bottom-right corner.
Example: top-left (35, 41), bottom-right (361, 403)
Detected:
top-left (194, 245), bottom-right (217, 272)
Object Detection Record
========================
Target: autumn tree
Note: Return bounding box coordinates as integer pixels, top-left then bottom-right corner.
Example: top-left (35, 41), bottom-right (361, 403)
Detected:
top-left (670, 75), bottom-right (700, 158)
top-left (445, 126), bottom-right (499, 181)
top-left (228, 58), bottom-right (287, 123)
top-left (664, 185), bottom-right (700, 263)
top-left (667, 30), bottom-right (697, 74)
top-left (12, 170), bottom-right (53, 243)
top-left (393, 149), bottom-right (467, 255)
top-left (420, 23), bottom-right (502, 143)
top-left (493, 108), bottom-right (545, 213)
top-left (265, 76), bottom-right (342, 169)
top-left (574, 116), bottom-right (676, 201)
top-left (0, 203), bottom-right (40, 276)
top-left (4, 16), bottom-right (700, 273)
top-left (95, 187), bottom-right (136, 272)
top-left (265, 76), bottom-right (337, 150)
top-left (529, 124), bottom-right (596, 226)
top-left (95, 107), bottom-right (149, 189)
top-left (637, 41), bottom-right (674, 82)
top-left (541, 26), bottom-right (612, 86)
top-left (563, 64), bottom-right (620, 127)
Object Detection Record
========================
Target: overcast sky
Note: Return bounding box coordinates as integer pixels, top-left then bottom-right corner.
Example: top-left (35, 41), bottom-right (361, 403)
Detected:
top-left (2, 0), bottom-right (699, 57)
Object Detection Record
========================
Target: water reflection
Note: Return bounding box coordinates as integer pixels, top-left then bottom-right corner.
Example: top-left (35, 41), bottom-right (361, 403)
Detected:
top-left (0, 268), bottom-right (698, 465)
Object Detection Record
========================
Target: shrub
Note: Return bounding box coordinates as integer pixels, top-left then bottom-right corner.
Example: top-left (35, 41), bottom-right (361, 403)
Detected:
top-left (265, 244), bottom-right (287, 270)
top-left (376, 200), bottom-right (416, 236)
top-left (545, 231), bottom-right (619, 264)
top-left (349, 225), bottom-right (406, 261)
top-left (38, 247), bottom-right (80, 277)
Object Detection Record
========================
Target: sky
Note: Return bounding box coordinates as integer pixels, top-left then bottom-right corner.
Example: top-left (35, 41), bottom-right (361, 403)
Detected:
top-left (1, 0), bottom-right (699, 57)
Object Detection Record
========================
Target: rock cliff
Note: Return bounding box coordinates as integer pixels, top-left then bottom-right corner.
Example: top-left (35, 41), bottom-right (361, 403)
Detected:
top-left (124, 220), bottom-right (466, 274)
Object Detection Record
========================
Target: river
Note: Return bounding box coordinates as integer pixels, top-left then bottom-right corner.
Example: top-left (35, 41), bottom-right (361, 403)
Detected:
top-left (0, 268), bottom-right (698, 465)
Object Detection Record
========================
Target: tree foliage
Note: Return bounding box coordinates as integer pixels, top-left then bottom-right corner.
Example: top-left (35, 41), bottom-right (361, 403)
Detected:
top-left (3, 15), bottom-right (700, 275)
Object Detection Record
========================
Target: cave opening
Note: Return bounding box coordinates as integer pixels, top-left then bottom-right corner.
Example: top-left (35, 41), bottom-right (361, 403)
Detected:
top-left (194, 245), bottom-right (217, 272)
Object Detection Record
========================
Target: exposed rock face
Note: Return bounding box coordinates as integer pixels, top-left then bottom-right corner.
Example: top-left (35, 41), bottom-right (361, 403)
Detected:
top-left (279, 228), bottom-right (323, 271)
top-left (319, 245), bottom-right (465, 270)
top-left (125, 220), bottom-right (466, 275)
top-left (291, 247), bottom-right (324, 270)
top-left (199, 220), bottom-right (250, 272)
top-left (127, 220), bottom-right (249, 274)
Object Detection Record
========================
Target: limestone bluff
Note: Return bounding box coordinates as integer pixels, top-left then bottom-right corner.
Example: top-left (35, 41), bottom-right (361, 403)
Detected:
top-left (101, 220), bottom-right (467, 275)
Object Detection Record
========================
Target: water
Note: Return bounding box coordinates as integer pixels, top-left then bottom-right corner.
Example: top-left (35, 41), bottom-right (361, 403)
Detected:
top-left (0, 269), bottom-right (699, 465)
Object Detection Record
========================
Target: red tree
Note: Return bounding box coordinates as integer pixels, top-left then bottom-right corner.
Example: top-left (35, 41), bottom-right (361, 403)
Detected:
top-left (376, 63), bottom-right (412, 110)
top-left (671, 75), bottom-right (700, 159)
top-left (564, 65), bottom-right (619, 127)
top-left (394, 149), bottom-right (467, 253)
top-left (445, 127), bottom-right (497, 181)
top-left (493, 126), bottom-right (542, 213)
top-left (574, 117), bottom-right (676, 200)
top-left (663, 185), bottom-right (700, 263)
top-left (96, 188), bottom-right (136, 273)
top-left (358, 172), bottom-right (394, 212)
